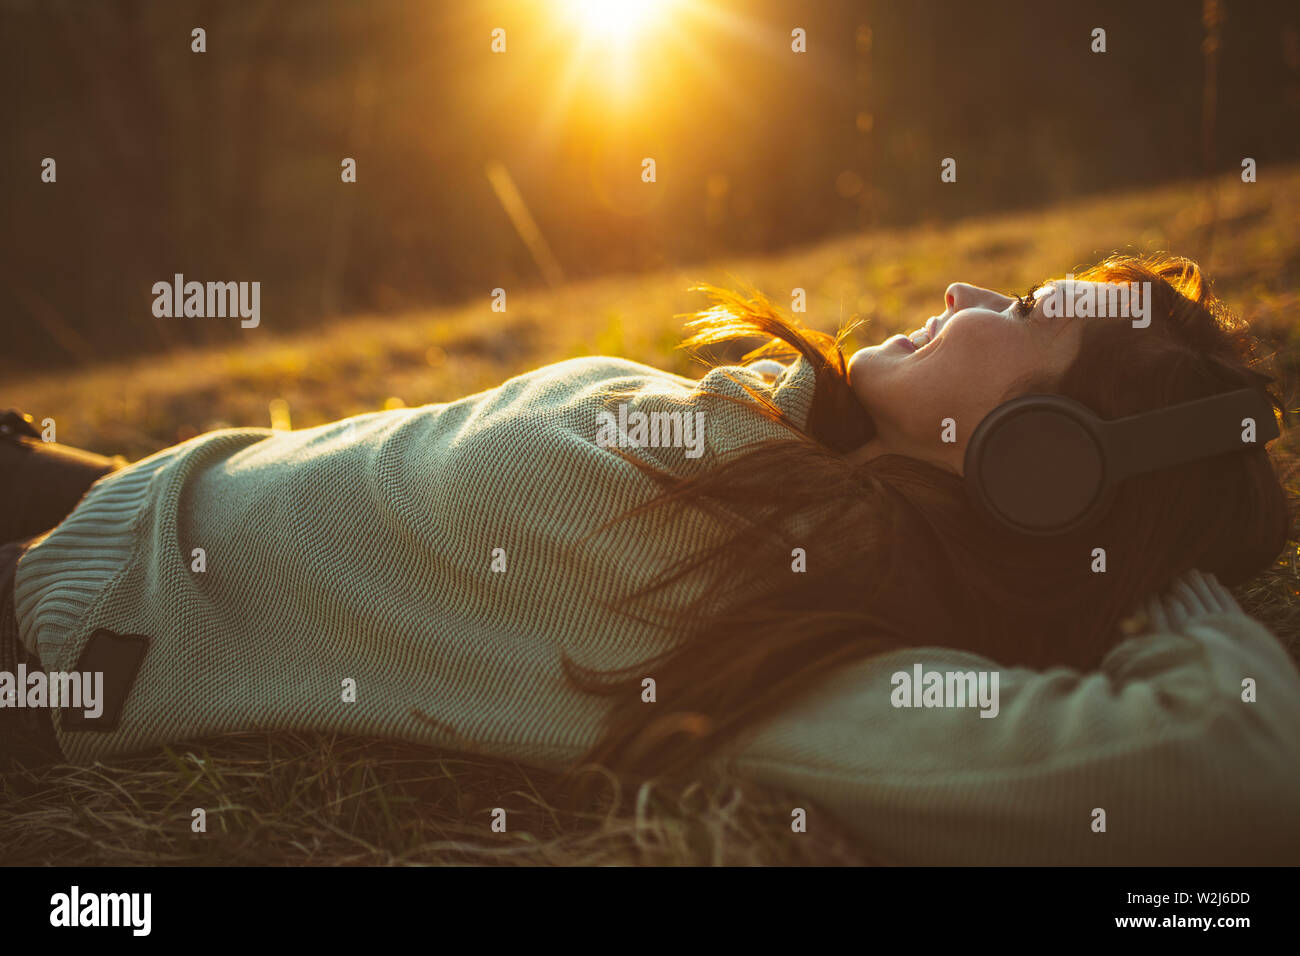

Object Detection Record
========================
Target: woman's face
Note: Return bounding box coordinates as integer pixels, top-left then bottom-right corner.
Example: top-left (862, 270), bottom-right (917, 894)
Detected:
top-left (846, 279), bottom-right (1110, 472)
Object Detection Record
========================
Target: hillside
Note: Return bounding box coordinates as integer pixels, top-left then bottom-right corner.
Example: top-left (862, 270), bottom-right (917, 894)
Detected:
top-left (3, 168), bottom-right (1299, 866)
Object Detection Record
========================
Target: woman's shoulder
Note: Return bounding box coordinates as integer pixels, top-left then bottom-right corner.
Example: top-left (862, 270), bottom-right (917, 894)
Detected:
top-left (513, 354), bottom-right (806, 388)
top-left (392, 354), bottom-right (818, 467)
top-left (492, 354), bottom-right (812, 414)
top-left (482, 356), bottom-right (696, 405)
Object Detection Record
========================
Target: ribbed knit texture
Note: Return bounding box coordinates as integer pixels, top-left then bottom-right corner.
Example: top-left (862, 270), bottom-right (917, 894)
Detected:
top-left (13, 355), bottom-right (1300, 863)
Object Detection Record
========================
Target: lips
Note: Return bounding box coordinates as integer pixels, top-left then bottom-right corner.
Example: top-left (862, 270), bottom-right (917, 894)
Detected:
top-left (903, 316), bottom-right (944, 350)
top-left (890, 316), bottom-right (945, 354)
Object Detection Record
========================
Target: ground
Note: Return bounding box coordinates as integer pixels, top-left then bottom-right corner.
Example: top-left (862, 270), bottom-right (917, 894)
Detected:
top-left (2, 167), bottom-right (1298, 864)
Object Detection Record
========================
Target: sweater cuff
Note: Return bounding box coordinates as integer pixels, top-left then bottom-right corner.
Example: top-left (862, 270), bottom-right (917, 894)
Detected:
top-left (13, 443), bottom-right (183, 671)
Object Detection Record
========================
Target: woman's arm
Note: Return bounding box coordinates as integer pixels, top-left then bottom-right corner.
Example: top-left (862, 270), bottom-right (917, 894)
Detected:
top-left (723, 571), bottom-right (1300, 864)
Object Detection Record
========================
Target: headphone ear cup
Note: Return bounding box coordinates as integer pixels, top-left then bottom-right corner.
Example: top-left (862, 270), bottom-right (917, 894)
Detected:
top-left (965, 397), bottom-right (1110, 535)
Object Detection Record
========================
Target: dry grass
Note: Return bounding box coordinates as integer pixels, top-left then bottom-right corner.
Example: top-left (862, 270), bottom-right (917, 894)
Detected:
top-left (3, 166), bottom-right (1300, 865)
top-left (0, 735), bottom-right (876, 866)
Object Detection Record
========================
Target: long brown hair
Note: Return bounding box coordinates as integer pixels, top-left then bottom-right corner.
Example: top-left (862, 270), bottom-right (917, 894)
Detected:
top-left (556, 254), bottom-right (1294, 803)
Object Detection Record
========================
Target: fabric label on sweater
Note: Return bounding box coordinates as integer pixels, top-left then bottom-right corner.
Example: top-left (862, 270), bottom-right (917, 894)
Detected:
top-left (61, 629), bottom-right (150, 732)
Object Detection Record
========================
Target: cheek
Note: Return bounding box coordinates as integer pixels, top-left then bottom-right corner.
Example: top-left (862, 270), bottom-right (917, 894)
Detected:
top-left (917, 330), bottom-right (1033, 428)
top-left (933, 327), bottom-right (1006, 377)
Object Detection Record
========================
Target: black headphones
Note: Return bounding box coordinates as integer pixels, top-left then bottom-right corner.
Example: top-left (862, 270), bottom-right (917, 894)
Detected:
top-left (964, 388), bottom-right (1280, 536)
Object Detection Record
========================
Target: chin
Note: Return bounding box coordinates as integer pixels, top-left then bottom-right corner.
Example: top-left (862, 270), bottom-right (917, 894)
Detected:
top-left (847, 346), bottom-right (879, 386)
top-left (847, 346), bottom-right (868, 375)
top-left (846, 347), bottom-right (882, 408)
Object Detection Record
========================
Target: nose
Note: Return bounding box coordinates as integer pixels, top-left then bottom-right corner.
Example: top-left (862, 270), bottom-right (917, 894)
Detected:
top-left (944, 283), bottom-right (969, 313)
top-left (945, 282), bottom-right (1012, 313)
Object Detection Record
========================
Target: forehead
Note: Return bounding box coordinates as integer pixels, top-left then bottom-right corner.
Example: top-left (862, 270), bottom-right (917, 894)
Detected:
top-left (1036, 279), bottom-right (1113, 295)
top-left (1036, 278), bottom-right (1134, 297)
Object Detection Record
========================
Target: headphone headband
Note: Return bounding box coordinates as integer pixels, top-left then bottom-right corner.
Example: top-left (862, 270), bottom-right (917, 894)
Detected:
top-left (1104, 388), bottom-right (1278, 480)
top-left (965, 388), bottom-right (1278, 536)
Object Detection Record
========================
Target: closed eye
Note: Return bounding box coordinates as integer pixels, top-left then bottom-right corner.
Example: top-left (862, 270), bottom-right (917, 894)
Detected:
top-left (1013, 287), bottom-right (1038, 318)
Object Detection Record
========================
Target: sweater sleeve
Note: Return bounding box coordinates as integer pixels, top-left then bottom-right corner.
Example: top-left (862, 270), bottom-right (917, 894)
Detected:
top-left (722, 610), bottom-right (1300, 865)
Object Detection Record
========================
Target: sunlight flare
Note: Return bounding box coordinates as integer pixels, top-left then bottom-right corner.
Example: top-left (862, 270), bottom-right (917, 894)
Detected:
top-left (559, 0), bottom-right (678, 45)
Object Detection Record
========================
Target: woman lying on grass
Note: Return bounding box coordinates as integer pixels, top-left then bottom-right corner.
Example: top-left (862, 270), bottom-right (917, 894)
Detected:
top-left (2, 253), bottom-right (1298, 865)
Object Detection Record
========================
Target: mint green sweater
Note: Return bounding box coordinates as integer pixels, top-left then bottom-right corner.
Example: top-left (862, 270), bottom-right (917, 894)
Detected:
top-left (14, 356), bottom-right (1300, 864)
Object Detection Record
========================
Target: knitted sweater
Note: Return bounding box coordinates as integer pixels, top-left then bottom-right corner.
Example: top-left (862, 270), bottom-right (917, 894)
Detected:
top-left (13, 356), bottom-right (1300, 864)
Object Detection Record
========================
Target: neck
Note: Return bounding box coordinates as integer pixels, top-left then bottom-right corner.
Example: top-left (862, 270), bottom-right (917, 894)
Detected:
top-left (845, 437), bottom-right (889, 467)
top-left (845, 436), bottom-right (961, 474)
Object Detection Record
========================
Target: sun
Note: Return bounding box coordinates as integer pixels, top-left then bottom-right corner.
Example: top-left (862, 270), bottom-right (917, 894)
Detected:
top-left (559, 0), bottom-right (677, 45)
top-left (533, 0), bottom-right (713, 113)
